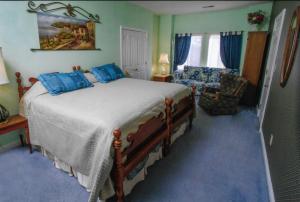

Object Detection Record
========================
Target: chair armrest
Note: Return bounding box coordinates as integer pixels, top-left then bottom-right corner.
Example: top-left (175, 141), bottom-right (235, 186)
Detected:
top-left (219, 93), bottom-right (239, 100)
top-left (203, 86), bottom-right (220, 94)
top-left (173, 70), bottom-right (184, 80)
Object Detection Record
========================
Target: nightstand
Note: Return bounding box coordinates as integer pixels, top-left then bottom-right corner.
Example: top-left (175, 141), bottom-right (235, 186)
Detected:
top-left (0, 115), bottom-right (32, 153)
top-left (152, 74), bottom-right (172, 82)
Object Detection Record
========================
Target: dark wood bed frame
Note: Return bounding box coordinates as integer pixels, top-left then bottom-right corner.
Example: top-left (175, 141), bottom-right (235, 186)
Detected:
top-left (15, 67), bottom-right (195, 202)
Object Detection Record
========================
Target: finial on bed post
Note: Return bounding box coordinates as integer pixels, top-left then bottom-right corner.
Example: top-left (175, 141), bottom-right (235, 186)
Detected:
top-left (29, 77), bottom-right (38, 86)
top-left (189, 85), bottom-right (196, 129)
top-left (15, 72), bottom-right (23, 100)
top-left (72, 66), bottom-right (81, 71)
top-left (164, 98), bottom-right (173, 156)
top-left (113, 129), bottom-right (125, 202)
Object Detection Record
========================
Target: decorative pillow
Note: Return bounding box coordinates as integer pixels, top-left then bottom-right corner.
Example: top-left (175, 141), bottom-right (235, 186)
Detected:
top-left (91, 63), bottom-right (125, 83)
top-left (90, 67), bottom-right (112, 83)
top-left (199, 67), bottom-right (210, 82)
top-left (184, 66), bottom-right (208, 82)
top-left (111, 64), bottom-right (125, 79)
top-left (38, 71), bottom-right (93, 95)
top-left (207, 68), bottom-right (223, 83)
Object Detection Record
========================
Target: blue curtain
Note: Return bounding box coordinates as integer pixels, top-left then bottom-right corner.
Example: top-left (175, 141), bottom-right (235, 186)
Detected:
top-left (173, 33), bottom-right (192, 71)
top-left (220, 32), bottom-right (243, 70)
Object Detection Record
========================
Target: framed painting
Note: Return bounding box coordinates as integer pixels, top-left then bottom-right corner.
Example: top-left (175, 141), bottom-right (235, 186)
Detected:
top-left (37, 13), bottom-right (95, 50)
top-left (280, 6), bottom-right (300, 87)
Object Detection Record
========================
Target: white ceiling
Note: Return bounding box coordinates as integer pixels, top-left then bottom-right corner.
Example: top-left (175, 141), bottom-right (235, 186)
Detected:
top-left (130, 1), bottom-right (270, 15)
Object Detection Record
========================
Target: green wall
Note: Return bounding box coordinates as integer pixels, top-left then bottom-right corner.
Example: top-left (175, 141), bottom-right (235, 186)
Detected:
top-left (156, 15), bottom-right (174, 74)
top-left (0, 1), bottom-right (158, 148)
top-left (159, 2), bottom-right (273, 72)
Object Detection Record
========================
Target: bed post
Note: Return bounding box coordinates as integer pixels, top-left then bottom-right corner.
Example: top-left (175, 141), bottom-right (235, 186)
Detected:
top-left (164, 98), bottom-right (173, 156)
top-left (15, 72), bottom-right (23, 100)
top-left (72, 66), bottom-right (81, 71)
top-left (113, 129), bottom-right (124, 202)
top-left (189, 85), bottom-right (196, 129)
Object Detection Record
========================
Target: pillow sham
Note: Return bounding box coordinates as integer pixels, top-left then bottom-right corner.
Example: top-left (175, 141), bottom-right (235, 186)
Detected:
top-left (84, 73), bottom-right (98, 83)
top-left (91, 63), bottom-right (125, 83)
top-left (90, 67), bottom-right (112, 83)
top-left (38, 71), bottom-right (93, 95)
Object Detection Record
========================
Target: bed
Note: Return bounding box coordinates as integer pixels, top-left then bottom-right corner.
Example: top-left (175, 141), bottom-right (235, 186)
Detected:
top-left (15, 68), bottom-right (195, 202)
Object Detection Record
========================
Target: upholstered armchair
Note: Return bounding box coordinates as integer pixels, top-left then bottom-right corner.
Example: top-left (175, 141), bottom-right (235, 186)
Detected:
top-left (199, 73), bottom-right (248, 115)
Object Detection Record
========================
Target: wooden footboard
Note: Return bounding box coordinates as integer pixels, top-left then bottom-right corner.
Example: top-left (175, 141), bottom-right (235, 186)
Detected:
top-left (165, 86), bottom-right (196, 147)
top-left (112, 100), bottom-right (172, 202)
top-left (112, 86), bottom-right (195, 202)
top-left (173, 86), bottom-right (196, 129)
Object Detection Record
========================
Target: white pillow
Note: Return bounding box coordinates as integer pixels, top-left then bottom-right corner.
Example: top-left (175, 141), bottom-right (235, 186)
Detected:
top-left (84, 73), bottom-right (98, 83)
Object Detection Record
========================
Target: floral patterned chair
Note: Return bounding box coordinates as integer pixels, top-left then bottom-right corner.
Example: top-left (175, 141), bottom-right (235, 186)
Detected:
top-left (199, 73), bottom-right (248, 115)
top-left (173, 66), bottom-right (239, 96)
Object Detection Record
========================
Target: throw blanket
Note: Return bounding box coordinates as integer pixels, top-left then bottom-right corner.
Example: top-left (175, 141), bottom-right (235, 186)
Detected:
top-left (20, 78), bottom-right (190, 202)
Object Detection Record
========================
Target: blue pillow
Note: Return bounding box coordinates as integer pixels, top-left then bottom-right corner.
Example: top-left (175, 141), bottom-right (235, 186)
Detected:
top-left (38, 71), bottom-right (93, 95)
top-left (91, 63), bottom-right (124, 83)
top-left (90, 67), bottom-right (112, 83)
top-left (109, 64), bottom-right (124, 79)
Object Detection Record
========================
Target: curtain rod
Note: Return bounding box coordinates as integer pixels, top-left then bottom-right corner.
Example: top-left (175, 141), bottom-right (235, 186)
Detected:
top-left (176, 31), bottom-right (244, 35)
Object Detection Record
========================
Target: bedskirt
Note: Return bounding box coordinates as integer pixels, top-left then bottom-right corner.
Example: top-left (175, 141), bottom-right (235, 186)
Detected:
top-left (36, 121), bottom-right (188, 201)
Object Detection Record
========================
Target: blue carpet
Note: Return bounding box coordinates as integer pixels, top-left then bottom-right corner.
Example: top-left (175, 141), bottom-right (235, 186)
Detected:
top-left (0, 107), bottom-right (269, 202)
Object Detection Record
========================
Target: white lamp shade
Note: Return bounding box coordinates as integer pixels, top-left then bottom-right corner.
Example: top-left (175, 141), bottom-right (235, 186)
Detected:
top-left (159, 53), bottom-right (170, 65)
top-left (0, 48), bottom-right (9, 85)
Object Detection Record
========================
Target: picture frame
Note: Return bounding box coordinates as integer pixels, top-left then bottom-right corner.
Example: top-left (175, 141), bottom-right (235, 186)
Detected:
top-left (280, 6), bottom-right (300, 87)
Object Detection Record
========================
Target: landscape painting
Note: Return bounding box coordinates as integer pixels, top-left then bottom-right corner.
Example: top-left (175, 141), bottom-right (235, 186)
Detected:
top-left (37, 13), bottom-right (95, 50)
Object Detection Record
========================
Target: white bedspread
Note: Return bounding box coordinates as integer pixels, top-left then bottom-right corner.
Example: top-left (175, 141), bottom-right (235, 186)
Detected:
top-left (20, 78), bottom-right (190, 202)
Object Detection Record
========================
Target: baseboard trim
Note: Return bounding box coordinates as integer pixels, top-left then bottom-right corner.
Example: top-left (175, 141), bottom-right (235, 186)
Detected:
top-left (0, 141), bottom-right (21, 154)
top-left (259, 128), bottom-right (275, 202)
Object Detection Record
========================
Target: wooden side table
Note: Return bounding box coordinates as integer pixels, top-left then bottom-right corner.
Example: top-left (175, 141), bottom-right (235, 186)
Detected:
top-left (0, 115), bottom-right (32, 153)
top-left (152, 74), bottom-right (172, 82)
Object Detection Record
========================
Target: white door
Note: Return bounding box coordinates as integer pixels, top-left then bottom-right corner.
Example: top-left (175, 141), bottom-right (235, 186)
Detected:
top-left (258, 9), bottom-right (286, 126)
top-left (121, 27), bottom-right (147, 79)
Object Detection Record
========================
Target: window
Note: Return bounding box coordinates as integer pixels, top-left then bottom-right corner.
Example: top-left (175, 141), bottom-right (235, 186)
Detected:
top-left (207, 35), bottom-right (225, 68)
top-left (177, 34), bottom-right (225, 71)
top-left (178, 36), bottom-right (202, 71)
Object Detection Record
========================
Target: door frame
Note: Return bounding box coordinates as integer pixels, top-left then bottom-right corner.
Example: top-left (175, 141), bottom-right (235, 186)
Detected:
top-left (258, 9), bottom-right (286, 128)
top-left (120, 26), bottom-right (148, 79)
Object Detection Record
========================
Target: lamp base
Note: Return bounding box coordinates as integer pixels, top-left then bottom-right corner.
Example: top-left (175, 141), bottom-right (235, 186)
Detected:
top-left (0, 104), bottom-right (9, 124)
top-left (160, 65), bottom-right (168, 75)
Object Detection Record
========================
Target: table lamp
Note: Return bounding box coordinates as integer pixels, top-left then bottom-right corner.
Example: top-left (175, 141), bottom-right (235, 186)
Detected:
top-left (159, 53), bottom-right (169, 75)
top-left (0, 47), bottom-right (10, 124)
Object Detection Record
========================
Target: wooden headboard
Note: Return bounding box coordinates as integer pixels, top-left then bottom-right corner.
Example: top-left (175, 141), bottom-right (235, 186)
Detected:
top-left (15, 72), bottom-right (38, 100)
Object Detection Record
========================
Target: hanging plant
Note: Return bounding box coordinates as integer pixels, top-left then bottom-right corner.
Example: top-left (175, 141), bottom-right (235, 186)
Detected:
top-left (248, 10), bottom-right (265, 25)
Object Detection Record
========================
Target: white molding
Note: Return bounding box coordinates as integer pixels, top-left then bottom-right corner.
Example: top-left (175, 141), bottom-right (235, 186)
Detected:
top-left (0, 141), bottom-right (21, 154)
top-left (258, 9), bottom-right (286, 128)
top-left (259, 128), bottom-right (275, 202)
